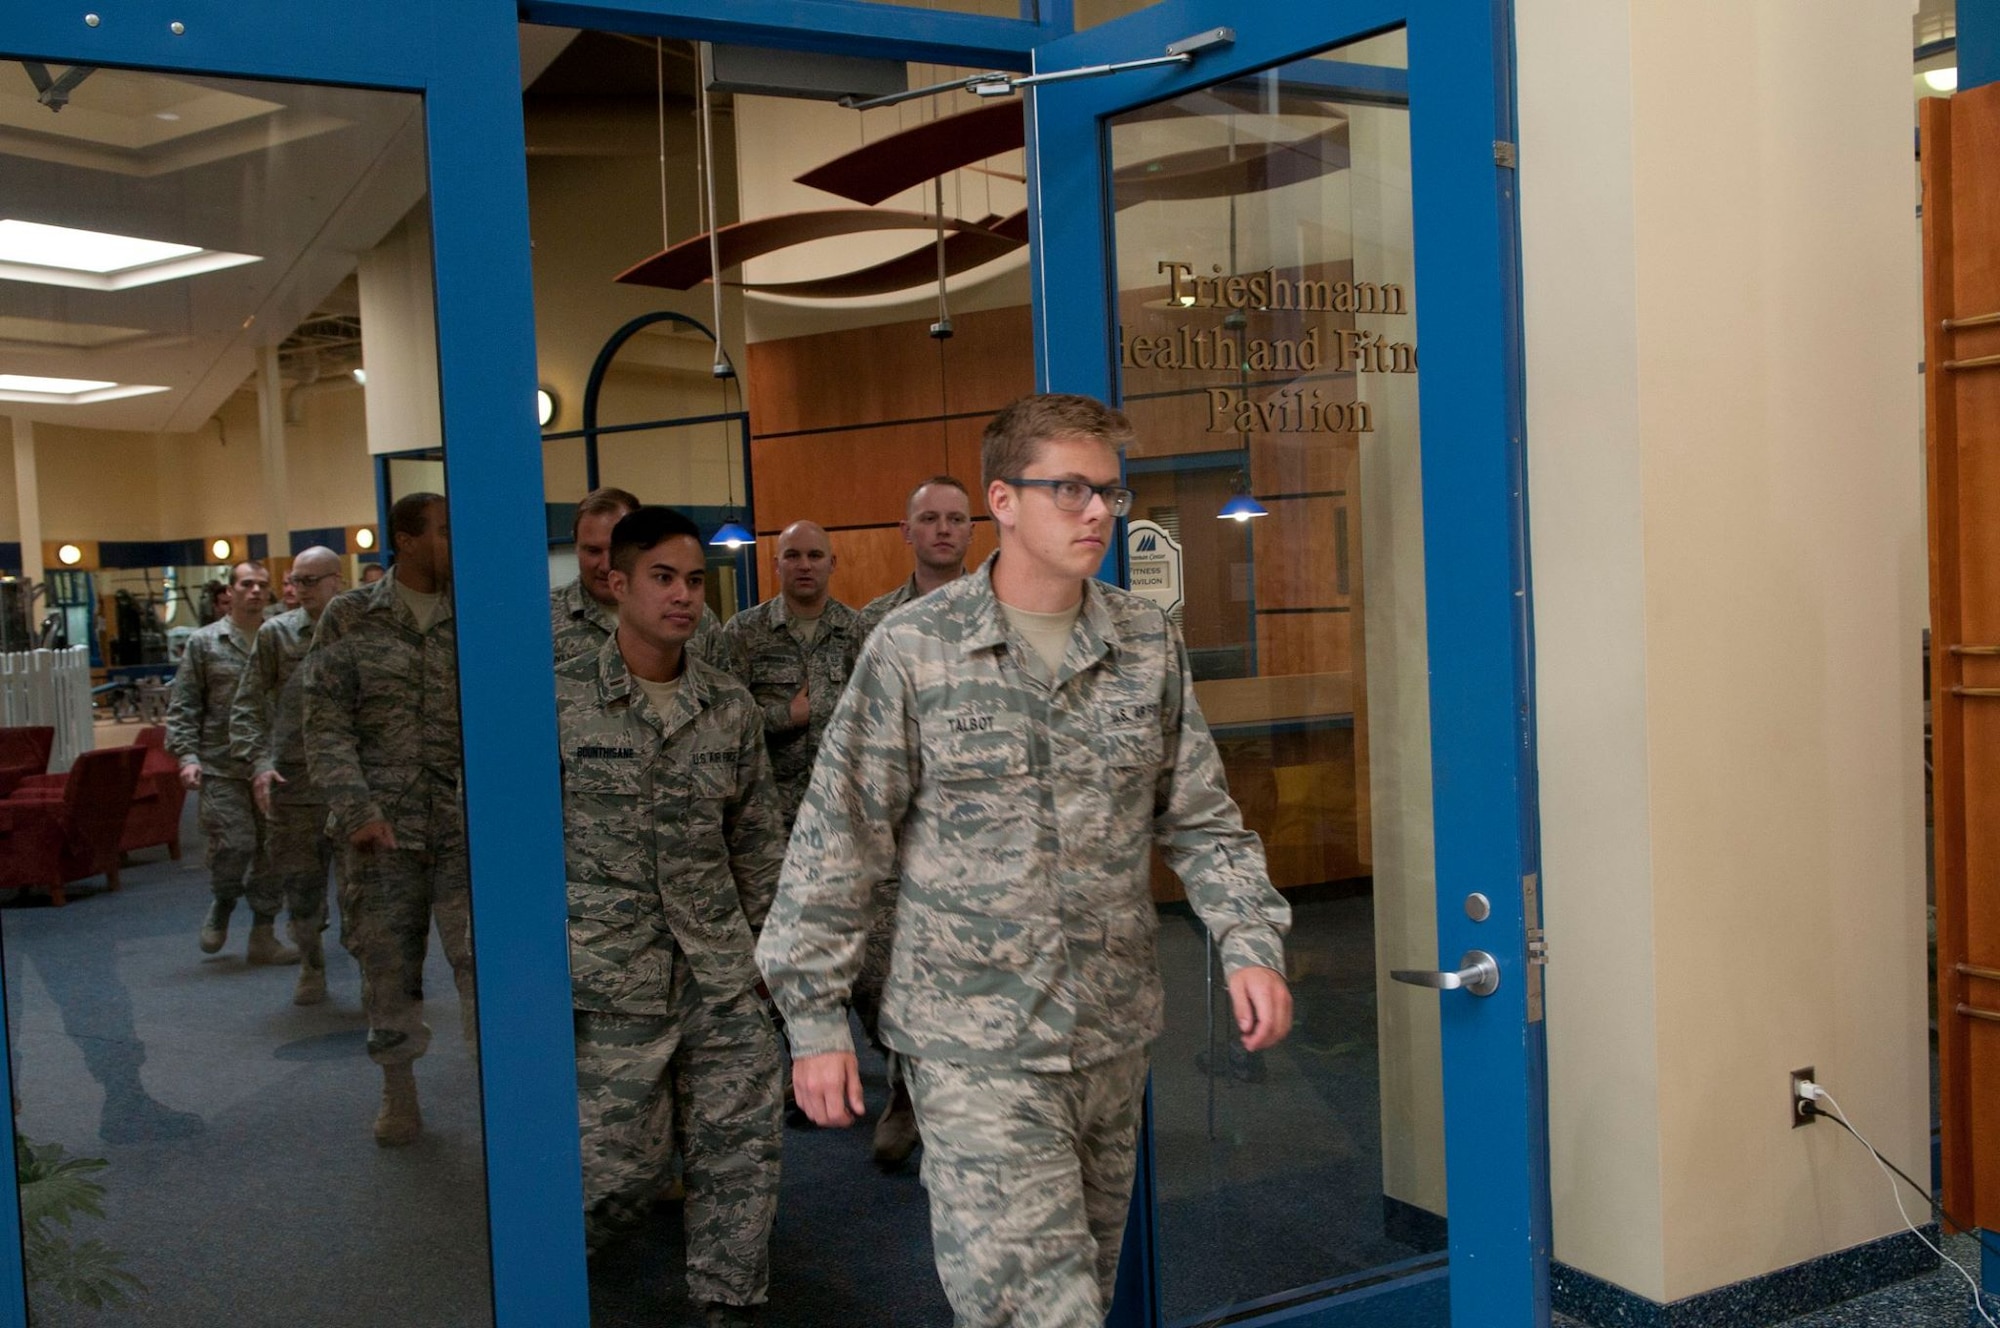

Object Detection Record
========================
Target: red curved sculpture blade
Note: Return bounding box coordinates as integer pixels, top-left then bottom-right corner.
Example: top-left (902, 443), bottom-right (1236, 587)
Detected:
top-left (741, 211), bottom-right (1028, 299)
top-left (795, 101), bottom-right (1026, 206)
top-left (615, 209), bottom-right (999, 290)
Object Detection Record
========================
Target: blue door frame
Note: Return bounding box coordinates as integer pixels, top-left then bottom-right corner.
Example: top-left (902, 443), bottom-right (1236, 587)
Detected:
top-left (0, 2), bottom-right (1541, 1325)
top-left (1025, 4), bottom-right (1549, 1326)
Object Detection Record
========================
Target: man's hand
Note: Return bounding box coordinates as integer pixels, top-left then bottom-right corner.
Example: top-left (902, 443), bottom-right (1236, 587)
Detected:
top-left (787, 684), bottom-right (811, 728)
top-left (252, 770), bottom-right (285, 817)
top-left (793, 1051), bottom-right (865, 1127)
top-left (178, 764), bottom-right (203, 791)
top-left (1228, 965), bottom-right (1293, 1052)
top-left (349, 819), bottom-right (398, 853)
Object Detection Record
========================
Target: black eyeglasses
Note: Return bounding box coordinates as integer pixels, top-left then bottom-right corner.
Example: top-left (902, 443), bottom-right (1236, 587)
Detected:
top-left (286, 572), bottom-right (338, 588)
top-left (1002, 478), bottom-right (1136, 518)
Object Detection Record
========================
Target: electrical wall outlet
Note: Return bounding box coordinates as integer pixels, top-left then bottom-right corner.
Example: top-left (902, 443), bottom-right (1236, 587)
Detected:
top-left (1790, 1067), bottom-right (1817, 1129)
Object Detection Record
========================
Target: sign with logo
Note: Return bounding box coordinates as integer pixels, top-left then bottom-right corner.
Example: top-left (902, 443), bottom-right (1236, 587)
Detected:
top-left (1126, 519), bottom-right (1184, 617)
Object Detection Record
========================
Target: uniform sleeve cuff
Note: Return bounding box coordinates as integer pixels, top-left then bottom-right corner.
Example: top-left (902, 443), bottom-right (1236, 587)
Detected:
top-left (781, 1012), bottom-right (855, 1061)
top-left (1218, 925), bottom-right (1286, 977)
top-left (178, 755), bottom-right (200, 768)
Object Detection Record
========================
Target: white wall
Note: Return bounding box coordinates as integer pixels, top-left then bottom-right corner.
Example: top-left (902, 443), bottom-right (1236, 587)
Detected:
top-left (1521, 0), bottom-right (1928, 1304)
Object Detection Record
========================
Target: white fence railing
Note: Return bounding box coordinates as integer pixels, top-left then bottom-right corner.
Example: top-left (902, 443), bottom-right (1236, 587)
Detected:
top-left (1, 646), bottom-right (94, 771)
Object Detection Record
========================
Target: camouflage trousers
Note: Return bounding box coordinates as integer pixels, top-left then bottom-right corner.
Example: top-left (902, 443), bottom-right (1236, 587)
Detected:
top-left (849, 875), bottom-right (903, 1078)
top-left (198, 777), bottom-right (281, 917)
top-left (338, 833), bottom-right (473, 1066)
top-left (265, 799), bottom-right (335, 945)
top-left (575, 975), bottom-right (782, 1306)
top-left (908, 1048), bottom-right (1149, 1328)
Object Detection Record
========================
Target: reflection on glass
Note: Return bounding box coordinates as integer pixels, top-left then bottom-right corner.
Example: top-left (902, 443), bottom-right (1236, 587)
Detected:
top-left (0, 70), bottom-right (492, 1325)
top-left (1107, 32), bottom-right (1442, 1322)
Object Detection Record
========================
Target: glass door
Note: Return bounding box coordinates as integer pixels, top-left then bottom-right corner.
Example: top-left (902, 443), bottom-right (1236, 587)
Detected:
top-left (1026, 6), bottom-right (1547, 1327)
top-left (0, 6), bottom-right (583, 1326)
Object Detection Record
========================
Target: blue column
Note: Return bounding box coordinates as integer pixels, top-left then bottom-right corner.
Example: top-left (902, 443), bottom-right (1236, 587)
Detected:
top-left (1965, 0), bottom-right (2000, 90)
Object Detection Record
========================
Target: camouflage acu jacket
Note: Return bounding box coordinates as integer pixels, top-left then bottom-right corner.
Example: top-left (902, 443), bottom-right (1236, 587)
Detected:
top-left (227, 606), bottom-right (324, 805)
top-left (757, 554), bottom-right (1291, 1072)
top-left (302, 571), bottom-right (462, 850)
top-left (858, 576), bottom-right (921, 639)
top-left (557, 638), bottom-right (785, 1014)
top-left (166, 617), bottom-right (257, 778)
top-left (551, 577), bottom-right (730, 670)
top-left (720, 594), bottom-right (864, 824)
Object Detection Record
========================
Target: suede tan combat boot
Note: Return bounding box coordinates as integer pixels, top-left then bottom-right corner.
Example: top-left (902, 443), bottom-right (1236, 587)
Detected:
top-left (374, 1064), bottom-right (421, 1147)
top-left (245, 917), bottom-right (299, 966)
top-left (290, 924), bottom-right (324, 1008)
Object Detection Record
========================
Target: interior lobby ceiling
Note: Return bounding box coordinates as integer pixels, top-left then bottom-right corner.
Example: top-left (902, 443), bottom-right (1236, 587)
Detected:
top-left (0, 64), bottom-right (428, 435)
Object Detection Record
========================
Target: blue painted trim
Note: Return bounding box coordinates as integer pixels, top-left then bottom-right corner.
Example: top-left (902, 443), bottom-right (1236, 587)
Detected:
top-left (1028, 4), bottom-right (1548, 1327)
top-left (0, 544), bottom-right (16, 575)
top-left (290, 526), bottom-right (350, 555)
top-left (247, 533), bottom-right (269, 560)
top-left (424, 8), bottom-right (592, 1325)
top-left (1984, 1229), bottom-right (1999, 1307)
top-left (1962, 0), bottom-right (2000, 90)
top-left (375, 454), bottom-right (394, 564)
top-left (518, 0), bottom-right (1046, 70)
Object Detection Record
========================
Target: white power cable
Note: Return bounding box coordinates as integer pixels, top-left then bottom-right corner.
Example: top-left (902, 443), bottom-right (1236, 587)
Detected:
top-left (1809, 1085), bottom-right (1997, 1328)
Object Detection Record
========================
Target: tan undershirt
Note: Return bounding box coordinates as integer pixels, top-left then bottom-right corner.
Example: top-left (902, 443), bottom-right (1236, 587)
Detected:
top-left (633, 672), bottom-right (683, 714)
top-left (789, 612), bottom-right (822, 646)
top-left (999, 599), bottom-right (1082, 684)
top-left (395, 580), bottom-right (445, 632)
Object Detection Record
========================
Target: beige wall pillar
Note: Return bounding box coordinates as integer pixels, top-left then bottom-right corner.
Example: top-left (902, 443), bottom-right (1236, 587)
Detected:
top-left (1520, 0), bottom-right (1928, 1306)
top-left (12, 417), bottom-right (43, 590)
top-left (257, 345), bottom-right (291, 566)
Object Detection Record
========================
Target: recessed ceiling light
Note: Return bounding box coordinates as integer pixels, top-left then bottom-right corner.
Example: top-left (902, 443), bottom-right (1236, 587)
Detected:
top-left (351, 368), bottom-right (367, 384)
top-left (1924, 66), bottom-right (1958, 93)
top-left (0, 373), bottom-right (171, 404)
top-left (0, 219), bottom-right (260, 291)
top-left (154, 111), bottom-right (182, 121)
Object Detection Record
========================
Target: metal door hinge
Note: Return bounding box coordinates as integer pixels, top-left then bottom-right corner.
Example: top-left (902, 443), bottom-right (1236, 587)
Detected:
top-left (1494, 140), bottom-right (1518, 169)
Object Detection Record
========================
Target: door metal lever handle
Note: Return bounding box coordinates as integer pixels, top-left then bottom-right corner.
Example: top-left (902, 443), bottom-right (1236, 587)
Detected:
top-left (1390, 950), bottom-right (1500, 997)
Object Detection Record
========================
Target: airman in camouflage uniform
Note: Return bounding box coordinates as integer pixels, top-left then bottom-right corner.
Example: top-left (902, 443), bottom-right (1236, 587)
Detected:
top-left (721, 520), bottom-right (865, 831)
top-left (760, 396), bottom-right (1294, 1328)
top-left (552, 485), bottom-right (733, 671)
top-left (559, 507), bottom-right (783, 1326)
top-left (167, 560), bottom-right (296, 966)
top-left (303, 493), bottom-right (474, 1147)
top-left (229, 546), bottom-right (345, 1006)
top-left (853, 476), bottom-right (976, 1168)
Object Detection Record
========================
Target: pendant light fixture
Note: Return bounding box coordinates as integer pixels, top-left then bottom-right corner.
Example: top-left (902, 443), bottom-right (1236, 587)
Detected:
top-left (1218, 474), bottom-right (1268, 522)
top-left (694, 39), bottom-right (751, 551)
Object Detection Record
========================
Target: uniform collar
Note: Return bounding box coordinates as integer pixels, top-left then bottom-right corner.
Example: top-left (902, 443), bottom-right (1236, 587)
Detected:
top-left (221, 616), bottom-right (256, 654)
top-left (957, 552), bottom-right (1116, 678)
top-left (563, 576), bottom-right (616, 633)
top-left (377, 565), bottom-right (453, 632)
top-left (595, 633), bottom-right (708, 738)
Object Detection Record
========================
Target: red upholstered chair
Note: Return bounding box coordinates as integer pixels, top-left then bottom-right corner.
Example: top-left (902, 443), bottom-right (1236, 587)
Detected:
top-left (121, 726), bottom-right (186, 860)
top-left (0, 726), bottom-right (55, 799)
top-left (1, 746), bottom-right (146, 906)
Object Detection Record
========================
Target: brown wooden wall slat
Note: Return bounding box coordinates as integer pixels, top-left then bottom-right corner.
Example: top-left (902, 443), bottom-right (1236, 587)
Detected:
top-left (1923, 82), bottom-right (2000, 1233)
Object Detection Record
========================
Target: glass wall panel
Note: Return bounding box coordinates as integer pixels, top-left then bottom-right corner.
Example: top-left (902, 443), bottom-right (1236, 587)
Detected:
top-left (1106, 31), bottom-right (1443, 1322)
top-left (0, 67), bottom-right (494, 1325)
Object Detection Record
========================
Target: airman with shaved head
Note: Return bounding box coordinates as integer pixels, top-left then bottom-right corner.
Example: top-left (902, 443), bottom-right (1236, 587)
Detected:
top-left (721, 519), bottom-right (865, 832)
top-left (230, 545), bottom-right (346, 1006)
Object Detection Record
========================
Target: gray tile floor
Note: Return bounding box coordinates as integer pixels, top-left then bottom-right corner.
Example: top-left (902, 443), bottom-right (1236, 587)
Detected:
top-left (1551, 1234), bottom-right (1996, 1327)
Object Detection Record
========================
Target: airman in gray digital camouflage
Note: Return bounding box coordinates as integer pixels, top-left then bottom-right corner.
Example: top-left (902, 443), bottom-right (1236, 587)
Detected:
top-left (168, 559), bottom-right (297, 967)
top-left (303, 492), bottom-right (474, 1147)
top-left (559, 506), bottom-right (783, 1328)
top-left (853, 475), bottom-right (975, 1169)
top-left (228, 545), bottom-right (345, 1006)
top-left (553, 485), bottom-right (730, 669)
top-left (721, 519), bottom-right (864, 832)
top-left (760, 394), bottom-right (1294, 1328)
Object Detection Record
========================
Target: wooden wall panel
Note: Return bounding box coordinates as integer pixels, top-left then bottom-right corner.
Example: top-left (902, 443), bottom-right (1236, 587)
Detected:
top-left (751, 422), bottom-right (949, 535)
top-left (1924, 84), bottom-right (2000, 1233)
top-left (746, 304), bottom-right (1032, 437)
top-left (1254, 496), bottom-right (1348, 610)
top-left (1256, 610), bottom-right (1352, 677)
